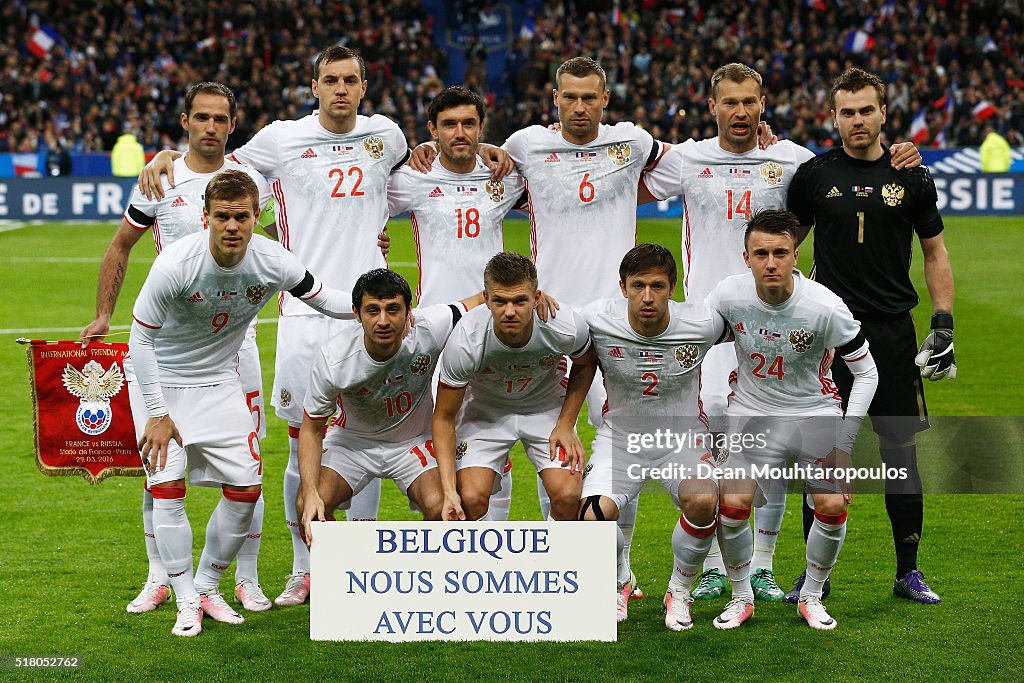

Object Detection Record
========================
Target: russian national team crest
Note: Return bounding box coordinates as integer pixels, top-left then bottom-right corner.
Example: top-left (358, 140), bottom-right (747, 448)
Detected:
top-left (410, 354), bottom-right (431, 376)
top-left (279, 389), bottom-right (292, 407)
top-left (486, 179), bottom-right (505, 202)
top-left (759, 161), bottom-right (784, 185)
top-left (64, 360), bottom-right (124, 435)
top-left (23, 340), bottom-right (142, 483)
top-left (364, 136), bottom-right (385, 159)
top-left (539, 353), bottom-right (561, 370)
top-left (607, 143), bottom-right (631, 166)
top-left (455, 441), bottom-right (468, 460)
top-left (246, 283), bottom-right (268, 305)
top-left (674, 344), bottom-right (699, 369)
top-left (882, 183), bottom-right (905, 206)
top-left (789, 328), bottom-right (814, 353)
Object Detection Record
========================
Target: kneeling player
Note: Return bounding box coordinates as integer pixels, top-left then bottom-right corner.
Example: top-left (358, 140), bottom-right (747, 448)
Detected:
top-left (433, 252), bottom-right (596, 522)
top-left (706, 210), bottom-right (878, 630)
top-left (565, 244), bottom-right (729, 629)
top-left (129, 170), bottom-right (355, 637)
top-left (297, 270), bottom-right (483, 537)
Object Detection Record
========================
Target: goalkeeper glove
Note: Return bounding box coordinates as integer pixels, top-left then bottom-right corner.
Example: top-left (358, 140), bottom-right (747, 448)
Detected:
top-left (915, 312), bottom-right (956, 380)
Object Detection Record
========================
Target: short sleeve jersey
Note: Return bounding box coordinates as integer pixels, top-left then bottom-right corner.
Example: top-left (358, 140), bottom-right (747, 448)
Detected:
top-left (230, 113), bottom-right (410, 315)
top-left (131, 233), bottom-right (310, 386)
top-left (642, 138), bottom-right (815, 301)
top-left (787, 147), bottom-right (944, 315)
top-left (706, 272), bottom-right (863, 416)
top-left (438, 305), bottom-right (591, 417)
top-left (388, 161), bottom-right (526, 306)
top-left (503, 123), bottom-right (660, 306)
top-left (582, 298), bottom-right (727, 435)
top-left (302, 304), bottom-right (459, 442)
top-left (123, 156), bottom-right (272, 253)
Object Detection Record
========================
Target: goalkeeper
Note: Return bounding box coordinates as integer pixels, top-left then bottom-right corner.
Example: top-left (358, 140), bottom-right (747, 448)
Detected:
top-left (786, 68), bottom-right (956, 605)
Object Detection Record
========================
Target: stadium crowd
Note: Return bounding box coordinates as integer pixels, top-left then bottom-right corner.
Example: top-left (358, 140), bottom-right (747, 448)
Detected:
top-left (2, 0), bottom-right (1022, 156)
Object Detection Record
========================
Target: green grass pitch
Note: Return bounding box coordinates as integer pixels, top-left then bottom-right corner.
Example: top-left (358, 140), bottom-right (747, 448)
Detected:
top-left (0, 217), bottom-right (1021, 681)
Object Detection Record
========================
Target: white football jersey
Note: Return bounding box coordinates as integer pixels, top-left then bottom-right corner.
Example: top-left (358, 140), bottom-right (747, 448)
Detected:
top-left (123, 155), bottom-right (272, 253)
top-left (131, 232), bottom-right (315, 386)
top-left (583, 298), bottom-right (727, 435)
top-left (230, 113), bottom-right (409, 316)
top-left (642, 138), bottom-right (815, 301)
top-left (503, 123), bottom-right (660, 306)
top-left (388, 161), bottom-right (526, 306)
top-left (303, 304), bottom-right (460, 442)
top-left (706, 271), bottom-right (863, 416)
top-left (438, 305), bottom-right (591, 417)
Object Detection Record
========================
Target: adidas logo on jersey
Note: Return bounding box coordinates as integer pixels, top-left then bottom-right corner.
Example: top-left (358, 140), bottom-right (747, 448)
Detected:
top-left (429, 187), bottom-right (445, 198)
top-left (826, 186), bottom-right (843, 198)
top-left (187, 291), bottom-right (204, 303)
top-left (607, 347), bottom-right (625, 359)
top-left (170, 196), bottom-right (188, 207)
top-left (697, 167), bottom-right (714, 179)
top-left (300, 148), bottom-right (318, 159)
top-left (544, 153), bottom-right (560, 163)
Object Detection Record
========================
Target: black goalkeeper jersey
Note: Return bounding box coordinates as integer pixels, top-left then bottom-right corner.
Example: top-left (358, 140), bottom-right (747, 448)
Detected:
top-left (787, 147), bottom-right (944, 316)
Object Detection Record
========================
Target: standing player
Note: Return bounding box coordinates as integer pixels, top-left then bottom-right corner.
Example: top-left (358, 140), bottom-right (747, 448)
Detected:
top-left (433, 252), bottom-right (596, 522)
top-left (566, 244), bottom-right (729, 628)
top-left (128, 171), bottom-right (353, 636)
top-left (139, 46), bottom-right (427, 605)
top-left (296, 270), bottom-right (484, 538)
top-left (387, 87), bottom-right (527, 519)
top-left (640, 63), bottom-right (921, 602)
top-left (706, 210), bottom-right (878, 630)
top-left (80, 83), bottom-right (276, 614)
top-left (788, 68), bottom-right (955, 604)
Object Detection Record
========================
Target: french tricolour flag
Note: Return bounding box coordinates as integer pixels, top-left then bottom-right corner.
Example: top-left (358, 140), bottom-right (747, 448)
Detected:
top-left (27, 26), bottom-right (60, 58)
top-left (972, 100), bottom-right (997, 121)
top-left (910, 109), bottom-right (929, 145)
top-left (844, 30), bottom-right (875, 53)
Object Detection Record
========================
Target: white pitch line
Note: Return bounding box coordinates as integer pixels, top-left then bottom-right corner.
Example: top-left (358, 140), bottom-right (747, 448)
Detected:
top-left (1, 317), bottom-right (282, 336)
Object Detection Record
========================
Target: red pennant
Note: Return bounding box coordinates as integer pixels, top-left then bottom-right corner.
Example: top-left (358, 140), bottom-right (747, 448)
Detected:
top-left (24, 340), bottom-right (143, 483)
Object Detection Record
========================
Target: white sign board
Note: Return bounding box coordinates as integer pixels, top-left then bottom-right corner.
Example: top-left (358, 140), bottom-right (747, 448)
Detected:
top-left (309, 521), bottom-right (616, 642)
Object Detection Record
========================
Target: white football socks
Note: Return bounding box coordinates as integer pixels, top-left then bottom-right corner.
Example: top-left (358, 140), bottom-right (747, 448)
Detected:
top-left (283, 431), bottom-right (309, 574)
top-left (618, 496), bottom-right (639, 578)
top-left (194, 490), bottom-right (259, 593)
top-left (669, 514), bottom-right (717, 594)
top-left (487, 469), bottom-right (513, 522)
top-left (234, 493), bottom-right (263, 584)
top-left (802, 510), bottom-right (847, 599)
top-left (752, 492), bottom-right (786, 571)
top-left (347, 477), bottom-right (381, 521)
top-left (142, 486), bottom-right (168, 583)
top-left (152, 487), bottom-right (197, 605)
top-left (717, 505), bottom-right (754, 602)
